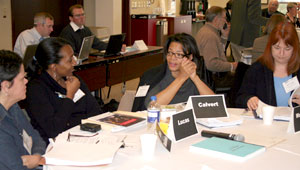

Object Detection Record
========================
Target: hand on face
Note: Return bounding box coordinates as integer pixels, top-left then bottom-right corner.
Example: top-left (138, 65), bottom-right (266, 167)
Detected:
top-left (221, 22), bottom-right (230, 38)
top-left (247, 96), bottom-right (259, 111)
top-left (65, 76), bottom-right (80, 99)
top-left (21, 155), bottom-right (42, 169)
top-left (179, 57), bottom-right (197, 80)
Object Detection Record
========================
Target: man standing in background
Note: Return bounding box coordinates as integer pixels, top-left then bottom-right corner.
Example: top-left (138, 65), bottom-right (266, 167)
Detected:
top-left (229, 0), bottom-right (268, 61)
top-left (261, 0), bottom-right (283, 18)
top-left (14, 12), bottom-right (54, 58)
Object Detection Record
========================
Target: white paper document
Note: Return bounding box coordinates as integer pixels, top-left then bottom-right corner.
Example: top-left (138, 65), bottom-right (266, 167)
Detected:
top-left (44, 142), bottom-right (122, 166)
top-left (256, 100), bottom-right (292, 121)
top-left (196, 114), bottom-right (243, 128)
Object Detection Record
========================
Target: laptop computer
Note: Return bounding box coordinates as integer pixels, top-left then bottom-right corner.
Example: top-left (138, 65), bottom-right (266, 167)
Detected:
top-left (77, 35), bottom-right (95, 64)
top-left (23, 44), bottom-right (38, 70)
top-left (90, 33), bottom-right (126, 57)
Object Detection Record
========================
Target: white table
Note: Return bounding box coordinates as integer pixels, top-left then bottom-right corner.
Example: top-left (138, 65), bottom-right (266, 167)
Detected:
top-left (44, 108), bottom-right (300, 170)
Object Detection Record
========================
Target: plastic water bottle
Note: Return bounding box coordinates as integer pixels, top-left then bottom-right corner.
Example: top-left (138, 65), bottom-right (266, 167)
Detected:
top-left (147, 96), bottom-right (160, 131)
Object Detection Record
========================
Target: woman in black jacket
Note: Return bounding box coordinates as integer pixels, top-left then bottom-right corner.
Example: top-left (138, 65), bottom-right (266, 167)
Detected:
top-left (25, 37), bottom-right (102, 142)
top-left (236, 22), bottom-right (300, 109)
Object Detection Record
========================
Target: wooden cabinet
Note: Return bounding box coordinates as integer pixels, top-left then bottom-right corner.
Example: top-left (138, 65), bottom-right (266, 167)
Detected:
top-left (157, 15), bottom-right (192, 36)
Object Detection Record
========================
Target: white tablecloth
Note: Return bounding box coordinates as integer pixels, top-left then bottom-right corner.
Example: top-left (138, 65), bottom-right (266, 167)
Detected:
top-left (44, 108), bottom-right (300, 170)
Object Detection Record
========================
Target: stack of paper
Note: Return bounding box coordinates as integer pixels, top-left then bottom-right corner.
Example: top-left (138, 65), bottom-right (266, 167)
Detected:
top-left (44, 142), bottom-right (122, 166)
top-left (44, 131), bottom-right (123, 166)
top-left (256, 101), bottom-right (292, 121)
top-left (196, 114), bottom-right (243, 128)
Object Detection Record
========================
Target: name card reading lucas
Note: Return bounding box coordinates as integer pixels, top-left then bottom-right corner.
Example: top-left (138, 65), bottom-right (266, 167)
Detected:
top-left (172, 109), bottom-right (198, 141)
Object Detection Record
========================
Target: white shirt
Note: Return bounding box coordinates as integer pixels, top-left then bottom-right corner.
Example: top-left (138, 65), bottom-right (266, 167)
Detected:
top-left (70, 21), bottom-right (84, 32)
top-left (13, 27), bottom-right (42, 58)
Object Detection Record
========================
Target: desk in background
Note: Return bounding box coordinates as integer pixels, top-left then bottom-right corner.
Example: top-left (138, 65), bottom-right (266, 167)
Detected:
top-left (74, 46), bottom-right (164, 91)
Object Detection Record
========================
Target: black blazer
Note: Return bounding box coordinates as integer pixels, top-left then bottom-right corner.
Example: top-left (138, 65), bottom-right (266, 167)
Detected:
top-left (236, 62), bottom-right (300, 108)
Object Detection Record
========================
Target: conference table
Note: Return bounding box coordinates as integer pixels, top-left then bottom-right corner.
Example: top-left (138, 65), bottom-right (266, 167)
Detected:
top-left (74, 46), bottom-right (164, 91)
top-left (44, 108), bottom-right (300, 170)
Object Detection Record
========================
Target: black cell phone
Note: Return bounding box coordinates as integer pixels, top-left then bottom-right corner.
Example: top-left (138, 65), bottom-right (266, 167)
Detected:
top-left (223, 23), bottom-right (228, 30)
top-left (80, 123), bottom-right (101, 133)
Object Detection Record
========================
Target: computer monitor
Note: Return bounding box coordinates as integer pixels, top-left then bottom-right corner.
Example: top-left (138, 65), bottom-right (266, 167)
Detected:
top-left (77, 35), bottom-right (95, 64)
top-left (104, 33), bottom-right (126, 57)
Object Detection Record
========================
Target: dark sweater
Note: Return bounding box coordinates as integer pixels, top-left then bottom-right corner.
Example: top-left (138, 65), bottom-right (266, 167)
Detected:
top-left (132, 62), bottom-right (201, 111)
top-left (59, 24), bottom-right (107, 55)
top-left (261, 8), bottom-right (283, 18)
top-left (25, 71), bottom-right (102, 142)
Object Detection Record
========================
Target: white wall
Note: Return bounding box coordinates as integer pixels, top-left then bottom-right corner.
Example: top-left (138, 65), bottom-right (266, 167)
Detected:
top-left (0, 0), bottom-right (12, 50)
top-left (85, 0), bottom-right (122, 35)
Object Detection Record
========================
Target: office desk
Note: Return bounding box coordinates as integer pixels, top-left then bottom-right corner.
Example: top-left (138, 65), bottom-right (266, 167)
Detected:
top-left (44, 108), bottom-right (300, 170)
top-left (74, 46), bottom-right (163, 91)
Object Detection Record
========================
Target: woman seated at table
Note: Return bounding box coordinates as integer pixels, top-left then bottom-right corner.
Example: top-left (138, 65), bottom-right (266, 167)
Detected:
top-left (25, 37), bottom-right (102, 142)
top-left (236, 22), bottom-right (300, 110)
top-left (132, 33), bottom-right (214, 111)
top-left (0, 50), bottom-right (46, 169)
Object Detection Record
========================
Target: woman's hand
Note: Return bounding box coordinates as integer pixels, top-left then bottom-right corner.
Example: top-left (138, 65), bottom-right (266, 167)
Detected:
top-left (179, 58), bottom-right (197, 80)
top-left (65, 76), bottom-right (80, 99)
top-left (247, 96), bottom-right (259, 111)
top-left (21, 155), bottom-right (42, 169)
top-left (292, 94), bottom-right (300, 105)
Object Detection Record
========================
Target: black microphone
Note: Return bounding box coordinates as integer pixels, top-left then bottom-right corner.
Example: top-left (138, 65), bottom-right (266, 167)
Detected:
top-left (201, 130), bottom-right (245, 142)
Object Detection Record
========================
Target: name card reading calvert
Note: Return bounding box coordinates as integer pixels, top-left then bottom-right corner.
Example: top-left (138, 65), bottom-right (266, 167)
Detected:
top-left (172, 109), bottom-right (198, 141)
top-left (191, 95), bottom-right (228, 118)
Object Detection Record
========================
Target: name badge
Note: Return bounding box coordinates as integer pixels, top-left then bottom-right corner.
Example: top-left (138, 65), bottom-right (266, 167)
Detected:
top-left (73, 89), bottom-right (85, 103)
top-left (283, 76), bottom-right (300, 93)
top-left (135, 85), bottom-right (150, 97)
top-left (22, 129), bottom-right (33, 155)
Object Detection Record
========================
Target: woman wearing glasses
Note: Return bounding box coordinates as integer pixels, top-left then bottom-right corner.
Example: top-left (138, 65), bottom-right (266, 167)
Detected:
top-left (132, 33), bottom-right (214, 111)
top-left (0, 50), bottom-right (45, 169)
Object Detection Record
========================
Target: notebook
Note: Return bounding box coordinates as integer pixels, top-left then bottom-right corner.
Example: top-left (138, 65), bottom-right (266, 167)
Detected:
top-left (90, 33), bottom-right (126, 57)
top-left (77, 35), bottom-right (95, 64)
top-left (190, 137), bottom-right (265, 162)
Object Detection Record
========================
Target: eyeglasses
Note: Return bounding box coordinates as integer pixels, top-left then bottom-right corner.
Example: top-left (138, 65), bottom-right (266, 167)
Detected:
top-left (167, 51), bottom-right (187, 59)
top-left (73, 13), bottom-right (85, 18)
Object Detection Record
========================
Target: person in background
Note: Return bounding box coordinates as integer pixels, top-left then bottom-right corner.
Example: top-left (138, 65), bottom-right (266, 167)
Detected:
top-left (132, 33), bottom-right (214, 111)
top-left (224, 0), bottom-right (233, 52)
top-left (229, 0), bottom-right (268, 62)
top-left (252, 14), bottom-right (286, 63)
top-left (0, 50), bottom-right (46, 169)
top-left (25, 37), bottom-right (102, 143)
top-left (225, 0), bottom-right (233, 22)
top-left (286, 2), bottom-right (300, 27)
top-left (197, 6), bottom-right (237, 89)
top-left (261, 0), bottom-right (283, 18)
top-left (236, 22), bottom-right (300, 110)
top-left (14, 12), bottom-right (54, 58)
top-left (59, 4), bottom-right (107, 55)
